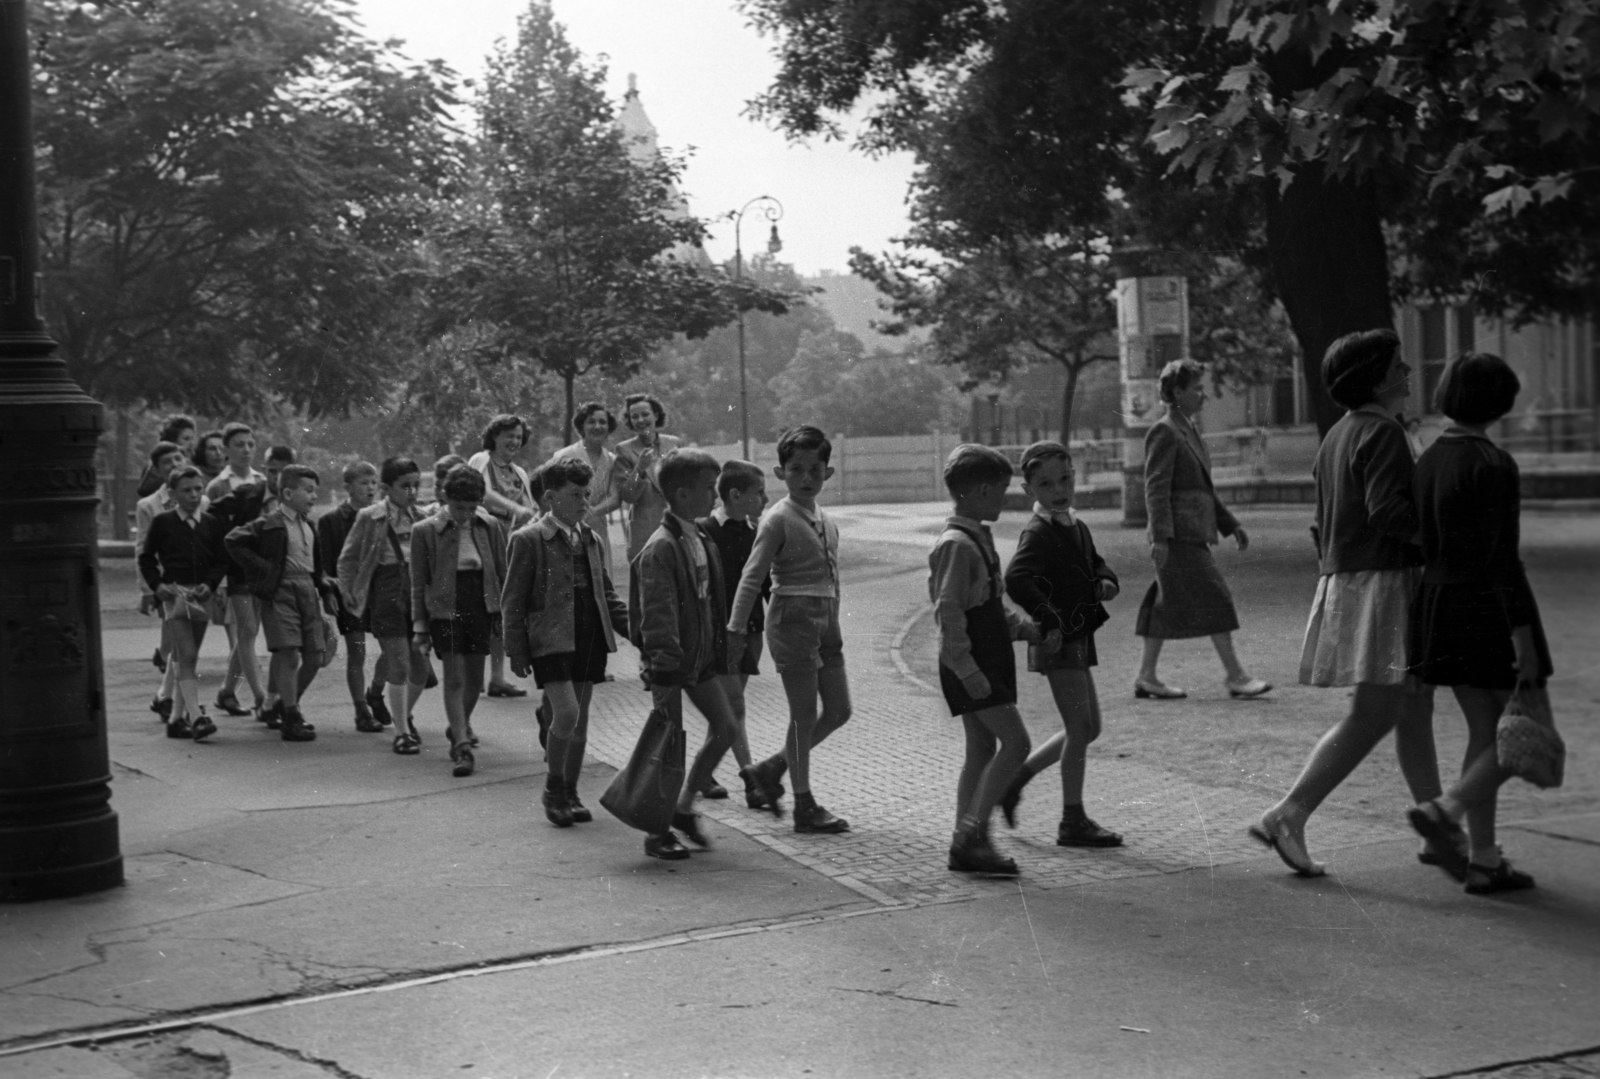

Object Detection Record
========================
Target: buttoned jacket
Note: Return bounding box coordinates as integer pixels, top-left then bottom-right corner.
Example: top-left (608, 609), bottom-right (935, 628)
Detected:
top-left (1143, 409), bottom-right (1239, 546)
top-left (408, 508), bottom-right (509, 630)
top-left (502, 514), bottom-right (628, 665)
top-left (627, 514), bottom-right (729, 686)
top-left (337, 498), bottom-right (422, 617)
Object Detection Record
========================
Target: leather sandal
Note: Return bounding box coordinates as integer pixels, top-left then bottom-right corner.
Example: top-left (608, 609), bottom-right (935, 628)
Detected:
top-left (392, 719), bottom-right (421, 755)
top-left (1407, 801), bottom-right (1469, 881)
top-left (1464, 855), bottom-right (1535, 895)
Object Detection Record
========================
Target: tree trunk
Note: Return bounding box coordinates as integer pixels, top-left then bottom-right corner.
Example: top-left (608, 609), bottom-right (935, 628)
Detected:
top-left (1265, 167), bottom-right (1394, 438)
top-left (1058, 359), bottom-right (1083, 444)
top-left (564, 371), bottom-right (576, 442)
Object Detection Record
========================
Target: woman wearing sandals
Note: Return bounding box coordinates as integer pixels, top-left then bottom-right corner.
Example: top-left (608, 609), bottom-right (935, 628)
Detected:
top-left (470, 414), bottom-right (537, 700)
top-left (411, 466), bottom-right (510, 778)
top-left (338, 457), bottom-right (432, 757)
top-left (1133, 359), bottom-right (1270, 701)
top-left (1250, 329), bottom-right (1446, 877)
top-left (1406, 352), bottom-right (1551, 895)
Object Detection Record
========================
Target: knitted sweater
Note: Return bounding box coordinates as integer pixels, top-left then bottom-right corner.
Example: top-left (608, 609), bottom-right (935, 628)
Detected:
top-left (726, 497), bottom-right (837, 632)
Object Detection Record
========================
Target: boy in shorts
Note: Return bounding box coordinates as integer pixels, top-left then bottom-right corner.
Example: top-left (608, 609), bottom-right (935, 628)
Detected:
top-left (629, 450), bottom-right (760, 858)
top-left (226, 464), bottom-right (336, 742)
top-left (929, 445), bottom-right (1042, 875)
top-left (318, 460), bottom-right (390, 732)
top-left (698, 459), bottom-right (780, 811)
top-left (726, 425), bottom-right (852, 834)
top-left (503, 457), bottom-right (629, 827)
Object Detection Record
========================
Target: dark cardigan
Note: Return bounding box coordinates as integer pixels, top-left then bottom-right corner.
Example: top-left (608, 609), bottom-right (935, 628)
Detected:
top-left (1310, 407), bottom-right (1422, 574)
top-left (138, 509), bottom-right (229, 592)
top-left (1414, 429), bottom-right (1534, 624)
top-left (1004, 514), bottom-right (1118, 640)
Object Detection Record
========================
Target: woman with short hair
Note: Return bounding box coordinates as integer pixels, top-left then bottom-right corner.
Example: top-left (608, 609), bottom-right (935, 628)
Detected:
top-left (1407, 352), bottom-right (1551, 894)
top-left (547, 401), bottom-right (624, 574)
top-left (614, 393), bottom-right (682, 562)
top-left (1134, 358), bottom-right (1269, 700)
top-left (468, 415), bottom-right (535, 698)
top-left (1250, 329), bottom-right (1445, 877)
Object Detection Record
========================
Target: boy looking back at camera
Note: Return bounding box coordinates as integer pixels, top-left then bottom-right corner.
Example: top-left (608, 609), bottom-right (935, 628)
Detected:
top-left (726, 425), bottom-right (853, 834)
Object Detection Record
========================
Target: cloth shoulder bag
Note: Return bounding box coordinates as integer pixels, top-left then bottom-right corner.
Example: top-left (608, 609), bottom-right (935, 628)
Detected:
top-left (1497, 683), bottom-right (1564, 789)
top-left (600, 700), bottom-right (686, 834)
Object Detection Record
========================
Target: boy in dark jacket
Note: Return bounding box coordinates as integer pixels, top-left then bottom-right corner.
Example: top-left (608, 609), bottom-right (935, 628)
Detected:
top-left (226, 465), bottom-right (336, 742)
top-left (627, 449), bottom-right (769, 859)
top-left (317, 459), bottom-right (390, 731)
top-left (1000, 441), bottom-right (1123, 848)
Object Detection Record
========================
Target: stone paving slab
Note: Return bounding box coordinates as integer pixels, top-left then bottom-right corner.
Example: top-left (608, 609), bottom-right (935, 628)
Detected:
top-left (579, 566), bottom-right (1405, 908)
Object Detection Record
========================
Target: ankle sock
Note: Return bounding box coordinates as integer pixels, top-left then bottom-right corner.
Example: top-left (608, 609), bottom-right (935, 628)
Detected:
top-left (386, 682), bottom-right (409, 729)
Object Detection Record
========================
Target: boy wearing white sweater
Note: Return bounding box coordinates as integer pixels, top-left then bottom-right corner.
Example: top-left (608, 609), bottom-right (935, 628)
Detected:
top-left (727, 425), bottom-right (853, 834)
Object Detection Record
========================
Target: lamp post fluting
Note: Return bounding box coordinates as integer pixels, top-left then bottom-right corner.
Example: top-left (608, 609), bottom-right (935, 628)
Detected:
top-left (0, 0), bottom-right (121, 899)
top-left (731, 196), bottom-right (783, 461)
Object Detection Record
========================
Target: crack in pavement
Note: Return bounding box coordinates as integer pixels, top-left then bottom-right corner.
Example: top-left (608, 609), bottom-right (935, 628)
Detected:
top-left (1508, 824), bottom-right (1600, 849)
top-left (835, 985), bottom-right (959, 1007)
top-left (1423, 1043), bottom-right (1600, 1078)
top-left (195, 1024), bottom-right (373, 1079)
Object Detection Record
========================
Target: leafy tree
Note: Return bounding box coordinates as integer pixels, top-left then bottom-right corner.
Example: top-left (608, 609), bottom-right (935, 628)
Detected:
top-left (771, 330), bottom-right (964, 437)
top-left (741, 0), bottom-right (1600, 433)
top-left (426, 2), bottom-right (790, 430)
top-left (31, 0), bottom-right (457, 415)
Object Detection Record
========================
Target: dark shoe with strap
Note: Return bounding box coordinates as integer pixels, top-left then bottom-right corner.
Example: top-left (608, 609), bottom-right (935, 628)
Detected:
top-left (214, 692), bottom-right (252, 718)
top-left (166, 716), bottom-right (193, 739)
top-left (701, 778), bottom-right (729, 800)
top-left (948, 830), bottom-right (1019, 876)
top-left (150, 695), bottom-right (173, 721)
top-left (451, 744), bottom-right (476, 778)
top-left (1465, 853), bottom-right (1536, 895)
top-left (673, 811), bottom-right (711, 849)
top-left (260, 701), bottom-right (284, 730)
top-left (564, 782), bottom-right (592, 823)
top-left (1057, 817), bottom-right (1123, 848)
top-left (542, 787), bottom-right (574, 828)
top-left (190, 708), bottom-right (218, 742)
top-left (794, 798), bottom-right (850, 835)
top-left (354, 707), bottom-right (384, 733)
top-left (644, 832), bottom-right (690, 860)
top-left (365, 687), bottom-right (393, 728)
top-left (280, 709), bottom-right (317, 742)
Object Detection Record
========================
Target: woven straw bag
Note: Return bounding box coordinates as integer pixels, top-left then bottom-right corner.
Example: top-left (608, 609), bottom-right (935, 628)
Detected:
top-left (1497, 685), bottom-right (1564, 789)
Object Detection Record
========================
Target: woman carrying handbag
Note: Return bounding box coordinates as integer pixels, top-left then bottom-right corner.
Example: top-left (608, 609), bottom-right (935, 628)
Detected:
top-left (1406, 352), bottom-right (1555, 895)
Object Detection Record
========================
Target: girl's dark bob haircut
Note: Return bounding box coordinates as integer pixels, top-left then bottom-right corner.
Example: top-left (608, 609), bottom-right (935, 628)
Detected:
top-left (1435, 351), bottom-right (1521, 426)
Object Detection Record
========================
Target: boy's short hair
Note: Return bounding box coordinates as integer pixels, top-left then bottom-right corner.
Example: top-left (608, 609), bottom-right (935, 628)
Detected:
top-left (623, 393), bottom-right (667, 430)
top-left (942, 443), bottom-right (1014, 496)
top-left (1157, 358), bottom-right (1205, 404)
top-left (432, 454), bottom-right (466, 484)
top-left (342, 459), bottom-right (378, 484)
top-left (718, 459), bottom-right (766, 502)
top-left (1322, 329), bottom-right (1400, 410)
top-left (526, 464), bottom-right (546, 506)
top-left (278, 464), bottom-right (319, 490)
top-left (149, 440), bottom-right (182, 467)
top-left (657, 449), bottom-right (720, 500)
top-left (1018, 440), bottom-right (1073, 481)
top-left (572, 401), bottom-right (618, 434)
top-left (480, 414), bottom-right (528, 452)
top-left (776, 424), bottom-right (832, 466)
top-left (165, 464), bottom-right (203, 490)
top-left (542, 456), bottom-right (593, 492)
top-left (265, 445), bottom-right (296, 465)
top-left (1436, 351), bottom-right (1521, 425)
top-left (442, 463), bottom-right (487, 502)
top-left (158, 415), bottom-right (195, 443)
top-left (380, 456), bottom-right (421, 486)
top-left (221, 421), bottom-right (253, 447)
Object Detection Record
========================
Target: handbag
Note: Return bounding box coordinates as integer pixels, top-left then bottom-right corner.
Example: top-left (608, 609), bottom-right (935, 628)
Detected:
top-left (600, 696), bottom-right (686, 834)
top-left (1497, 683), bottom-right (1564, 789)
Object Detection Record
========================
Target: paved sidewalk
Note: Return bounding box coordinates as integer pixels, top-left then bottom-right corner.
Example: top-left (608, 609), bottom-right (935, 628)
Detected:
top-left (2, 504), bottom-right (1597, 1078)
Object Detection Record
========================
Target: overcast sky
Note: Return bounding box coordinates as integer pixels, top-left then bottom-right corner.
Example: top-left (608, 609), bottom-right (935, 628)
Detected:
top-left (349, 0), bottom-right (919, 276)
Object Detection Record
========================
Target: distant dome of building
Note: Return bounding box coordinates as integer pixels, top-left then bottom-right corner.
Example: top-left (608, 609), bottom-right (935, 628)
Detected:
top-left (617, 75), bottom-right (710, 267)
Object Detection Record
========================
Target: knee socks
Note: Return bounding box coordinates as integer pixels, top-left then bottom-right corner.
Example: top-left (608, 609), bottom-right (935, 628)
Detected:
top-left (387, 681), bottom-right (411, 732)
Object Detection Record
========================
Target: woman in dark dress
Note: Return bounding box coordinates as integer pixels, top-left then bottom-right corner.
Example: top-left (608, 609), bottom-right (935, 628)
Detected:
top-left (1406, 352), bottom-right (1551, 895)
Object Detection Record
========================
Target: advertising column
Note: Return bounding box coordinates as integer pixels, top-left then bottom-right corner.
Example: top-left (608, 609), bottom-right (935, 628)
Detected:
top-left (1116, 274), bottom-right (1188, 528)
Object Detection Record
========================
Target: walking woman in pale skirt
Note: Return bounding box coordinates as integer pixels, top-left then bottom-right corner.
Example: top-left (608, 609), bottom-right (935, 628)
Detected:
top-left (1250, 329), bottom-right (1445, 876)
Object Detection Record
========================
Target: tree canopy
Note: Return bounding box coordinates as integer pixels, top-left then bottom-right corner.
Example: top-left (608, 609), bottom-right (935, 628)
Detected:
top-left (31, 0), bottom-right (458, 415)
top-left (741, 0), bottom-right (1600, 432)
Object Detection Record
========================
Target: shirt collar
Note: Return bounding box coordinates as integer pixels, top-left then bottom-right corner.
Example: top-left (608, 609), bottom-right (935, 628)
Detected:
top-left (669, 511), bottom-right (701, 535)
top-left (946, 514), bottom-right (991, 535)
top-left (1034, 502), bottom-right (1076, 526)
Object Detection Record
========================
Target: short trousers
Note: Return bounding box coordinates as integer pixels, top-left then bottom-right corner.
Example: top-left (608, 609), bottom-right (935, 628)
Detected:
top-left (737, 629), bottom-right (764, 677)
top-left (531, 582), bottom-right (609, 687)
top-left (366, 563), bottom-right (412, 639)
top-left (1027, 632), bottom-right (1097, 673)
top-left (261, 576), bottom-right (326, 654)
top-left (429, 570), bottom-right (499, 656)
top-left (765, 594), bottom-right (844, 674)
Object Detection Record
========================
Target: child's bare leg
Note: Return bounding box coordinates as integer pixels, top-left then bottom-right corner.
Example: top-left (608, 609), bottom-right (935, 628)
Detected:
top-left (343, 633), bottom-right (368, 707)
top-left (378, 637), bottom-right (417, 730)
top-left (229, 595), bottom-right (265, 704)
top-left (809, 665), bottom-right (853, 750)
top-left (488, 636), bottom-right (514, 691)
top-left (778, 668), bottom-right (820, 794)
top-left (565, 681), bottom-right (594, 785)
top-left (171, 620), bottom-right (206, 721)
top-left (1440, 687), bottom-right (1512, 862)
top-left (1046, 668), bottom-right (1102, 807)
top-left (442, 654), bottom-right (469, 746)
top-left (958, 704), bottom-right (1030, 834)
top-left (295, 646), bottom-right (323, 700)
top-left (679, 679), bottom-right (738, 813)
top-left (718, 673), bottom-right (753, 770)
top-left (269, 649), bottom-right (301, 710)
top-left (158, 620), bottom-right (177, 702)
top-left (956, 718), bottom-right (998, 832)
top-left (462, 654), bottom-right (485, 723)
top-left (1394, 682), bottom-right (1442, 805)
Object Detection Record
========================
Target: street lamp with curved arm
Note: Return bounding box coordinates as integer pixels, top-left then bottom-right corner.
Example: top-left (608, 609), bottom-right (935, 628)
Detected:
top-left (732, 195), bottom-right (783, 459)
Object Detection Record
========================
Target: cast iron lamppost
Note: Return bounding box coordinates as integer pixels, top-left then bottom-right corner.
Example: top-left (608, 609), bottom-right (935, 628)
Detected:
top-left (731, 196), bottom-right (783, 460)
top-left (0, 0), bottom-right (122, 899)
